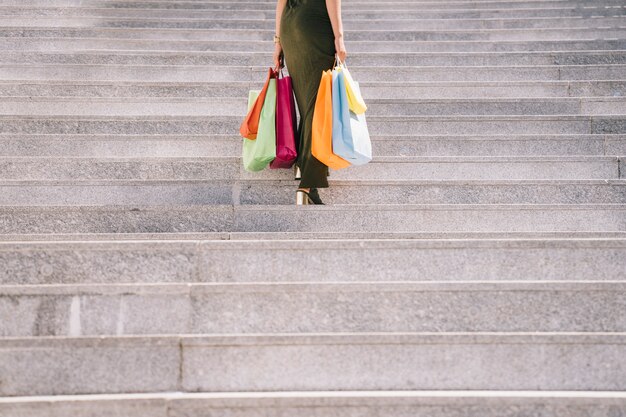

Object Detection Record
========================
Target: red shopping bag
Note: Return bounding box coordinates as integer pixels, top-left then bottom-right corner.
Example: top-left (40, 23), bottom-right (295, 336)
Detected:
top-left (270, 69), bottom-right (298, 169)
top-left (240, 68), bottom-right (276, 140)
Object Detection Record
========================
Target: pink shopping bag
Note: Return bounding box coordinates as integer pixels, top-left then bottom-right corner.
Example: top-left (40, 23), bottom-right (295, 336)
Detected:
top-left (270, 69), bottom-right (298, 169)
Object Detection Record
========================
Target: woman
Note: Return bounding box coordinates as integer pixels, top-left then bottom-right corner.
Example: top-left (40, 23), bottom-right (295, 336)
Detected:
top-left (273, 0), bottom-right (348, 205)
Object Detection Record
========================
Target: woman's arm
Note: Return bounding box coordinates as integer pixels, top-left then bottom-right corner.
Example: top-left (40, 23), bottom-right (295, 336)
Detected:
top-left (325, 0), bottom-right (347, 62)
top-left (273, 0), bottom-right (287, 69)
top-left (275, 0), bottom-right (287, 39)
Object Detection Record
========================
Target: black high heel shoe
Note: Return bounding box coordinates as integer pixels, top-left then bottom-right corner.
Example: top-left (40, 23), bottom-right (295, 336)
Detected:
top-left (308, 188), bottom-right (324, 204)
top-left (295, 188), bottom-right (324, 205)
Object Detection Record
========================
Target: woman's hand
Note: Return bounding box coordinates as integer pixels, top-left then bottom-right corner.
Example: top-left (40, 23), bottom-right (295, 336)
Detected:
top-left (335, 34), bottom-right (347, 63)
top-left (273, 43), bottom-right (284, 70)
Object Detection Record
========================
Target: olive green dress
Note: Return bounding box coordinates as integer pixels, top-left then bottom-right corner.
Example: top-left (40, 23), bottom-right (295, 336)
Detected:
top-left (279, 0), bottom-right (336, 189)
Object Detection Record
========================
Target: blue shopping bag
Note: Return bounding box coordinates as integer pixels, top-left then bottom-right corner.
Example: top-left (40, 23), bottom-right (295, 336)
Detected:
top-left (331, 63), bottom-right (372, 166)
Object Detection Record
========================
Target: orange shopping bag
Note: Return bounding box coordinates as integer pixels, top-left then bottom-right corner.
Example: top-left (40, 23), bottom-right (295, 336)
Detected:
top-left (240, 68), bottom-right (275, 140)
top-left (311, 69), bottom-right (351, 170)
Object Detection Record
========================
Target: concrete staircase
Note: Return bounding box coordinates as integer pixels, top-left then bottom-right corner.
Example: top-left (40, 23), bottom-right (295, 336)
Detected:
top-left (1, 0), bottom-right (626, 414)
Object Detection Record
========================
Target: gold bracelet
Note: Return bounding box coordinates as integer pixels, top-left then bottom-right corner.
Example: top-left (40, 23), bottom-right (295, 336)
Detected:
top-left (273, 35), bottom-right (281, 44)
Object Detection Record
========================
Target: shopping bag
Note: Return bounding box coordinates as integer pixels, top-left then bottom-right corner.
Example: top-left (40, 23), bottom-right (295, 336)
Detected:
top-left (270, 69), bottom-right (298, 169)
top-left (242, 78), bottom-right (277, 172)
top-left (311, 69), bottom-right (351, 170)
top-left (333, 68), bottom-right (372, 166)
top-left (332, 65), bottom-right (372, 166)
top-left (331, 66), bottom-right (354, 159)
top-left (346, 80), bottom-right (372, 165)
top-left (239, 68), bottom-right (275, 140)
top-left (341, 62), bottom-right (367, 115)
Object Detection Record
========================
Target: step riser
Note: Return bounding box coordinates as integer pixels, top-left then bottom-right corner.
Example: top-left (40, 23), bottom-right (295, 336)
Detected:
top-left (94, 0), bottom-right (626, 5)
top-left (0, 8), bottom-right (624, 20)
top-left (3, 283), bottom-right (626, 336)
top-left (2, 182), bottom-right (625, 205)
top-left (2, 81), bottom-right (624, 99)
top-left (1, 394), bottom-right (625, 417)
top-left (0, 398), bottom-right (161, 417)
top-left (0, 27), bottom-right (621, 42)
top-left (184, 337), bottom-right (626, 392)
top-left (0, 338), bottom-right (180, 396)
top-left (242, 183), bottom-right (626, 205)
top-left (289, 66), bottom-right (626, 82)
top-left (0, 82), bottom-right (254, 98)
top-left (10, 0), bottom-right (625, 9)
top-left (377, 135), bottom-right (626, 156)
top-left (4, 7), bottom-right (626, 19)
top-left (2, 51), bottom-right (625, 67)
top-left (2, 65), bottom-right (623, 83)
top-left (0, 159), bottom-right (618, 181)
top-left (2, 135), bottom-right (623, 157)
top-left (3, 38), bottom-right (624, 53)
top-left (2, 98), bottom-right (623, 117)
top-left (373, 100), bottom-right (626, 117)
top-left (2, 334), bottom-right (626, 395)
top-left (236, 207), bottom-right (626, 233)
top-left (0, 206), bottom-right (623, 233)
top-left (0, 136), bottom-right (243, 158)
top-left (4, 17), bottom-right (625, 31)
top-left (1, 117), bottom-right (623, 135)
top-left (3, 240), bottom-right (626, 285)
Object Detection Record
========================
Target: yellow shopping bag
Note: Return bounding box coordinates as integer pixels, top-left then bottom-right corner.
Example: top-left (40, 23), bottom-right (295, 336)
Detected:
top-left (342, 63), bottom-right (367, 115)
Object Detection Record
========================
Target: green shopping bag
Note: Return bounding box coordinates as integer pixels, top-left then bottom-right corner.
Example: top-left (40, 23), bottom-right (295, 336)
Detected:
top-left (242, 78), bottom-right (277, 172)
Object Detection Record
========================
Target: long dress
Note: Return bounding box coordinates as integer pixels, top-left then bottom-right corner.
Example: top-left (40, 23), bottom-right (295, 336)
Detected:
top-left (279, 0), bottom-right (335, 189)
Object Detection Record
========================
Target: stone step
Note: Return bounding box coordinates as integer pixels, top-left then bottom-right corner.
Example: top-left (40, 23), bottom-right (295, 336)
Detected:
top-left (18, 0), bottom-right (625, 10)
top-left (2, 37), bottom-right (625, 53)
top-left (2, 179), bottom-right (625, 206)
top-left (0, 27), bottom-right (621, 42)
top-left (356, 98), bottom-right (626, 116)
top-left (2, 5), bottom-right (625, 19)
top-left (0, 156), bottom-right (619, 181)
top-left (3, 281), bottom-right (626, 337)
top-left (2, 237), bottom-right (625, 284)
top-left (3, 134), bottom-right (623, 157)
top-left (258, 64), bottom-right (626, 82)
top-left (281, 80), bottom-right (626, 100)
top-left (290, 0), bottom-right (624, 2)
top-left (3, 230), bottom-right (625, 241)
top-left (3, 16), bottom-right (624, 31)
top-left (2, 50), bottom-right (625, 67)
top-left (1, 115), bottom-right (624, 135)
top-left (0, 0), bottom-right (624, 406)
top-left (1, 333), bottom-right (625, 395)
top-left (318, 0), bottom-right (626, 2)
top-left (2, 97), bottom-right (624, 117)
top-left (241, 180), bottom-right (626, 205)
top-left (154, 19), bottom-right (610, 32)
top-left (0, 204), bottom-right (623, 234)
top-left (1, 391), bottom-right (625, 417)
top-left (2, 80), bottom-right (625, 100)
top-left (2, 63), bottom-right (623, 83)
